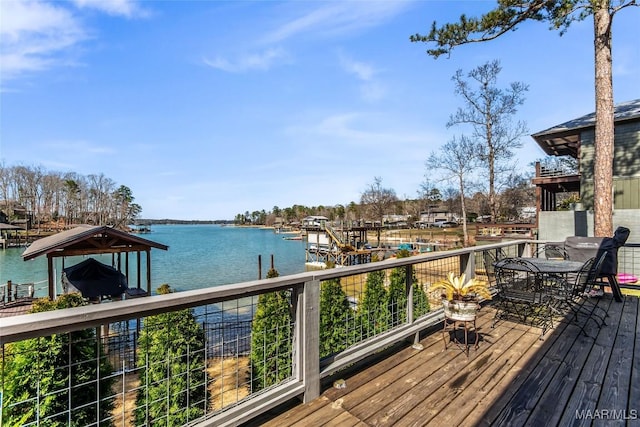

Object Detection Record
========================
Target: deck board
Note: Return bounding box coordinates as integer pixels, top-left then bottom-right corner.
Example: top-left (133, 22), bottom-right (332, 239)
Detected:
top-left (597, 297), bottom-right (637, 412)
top-left (254, 295), bottom-right (639, 427)
top-left (462, 325), bottom-right (550, 427)
top-left (353, 314), bottom-right (499, 425)
top-left (389, 318), bottom-right (529, 426)
top-left (427, 322), bottom-right (538, 426)
top-left (560, 297), bottom-right (623, 426)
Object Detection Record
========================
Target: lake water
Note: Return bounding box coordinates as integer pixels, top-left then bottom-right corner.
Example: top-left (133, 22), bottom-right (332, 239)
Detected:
top-left (0, 224), bottom-right (307, 297)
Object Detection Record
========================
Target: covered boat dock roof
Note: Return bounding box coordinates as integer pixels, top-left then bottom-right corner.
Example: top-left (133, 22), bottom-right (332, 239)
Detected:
top-left (22, 225), bottom-right (168, 300)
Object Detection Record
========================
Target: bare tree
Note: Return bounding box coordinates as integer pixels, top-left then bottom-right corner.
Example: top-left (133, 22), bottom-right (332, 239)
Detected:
top-left (360, 177), bottom-right (398, 225)
top-left (41, 171), bottom-right (64, 227)
top-left (448, 60), bottom-right (528, 222)
top-left (0, 162), bottom-right (13, 218)
top-left (426, 136), bottom-right (481, 246)
top-left (87, 173), bottom-right (116, 225)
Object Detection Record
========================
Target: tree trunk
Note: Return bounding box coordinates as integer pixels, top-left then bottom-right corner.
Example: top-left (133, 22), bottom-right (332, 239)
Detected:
top-left (592, 2), bottom-right (614, 237)
top-left (459, 175), bottom-right (469, 246)
top-left (487, 112), bottom-right (496, 223)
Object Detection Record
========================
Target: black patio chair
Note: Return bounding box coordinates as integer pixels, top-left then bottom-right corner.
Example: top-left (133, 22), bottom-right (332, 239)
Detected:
top-left (492, 258), bottom-right (554, 339)
top-left (550, 250), bottom-right (608, 337)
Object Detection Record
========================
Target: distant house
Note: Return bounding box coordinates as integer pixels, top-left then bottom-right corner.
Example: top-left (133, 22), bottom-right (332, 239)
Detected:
top-left (383, 214), bottom-right (411, 228)
top-left (418, 207), bottom-right (457, 224)
top-left (301, 216), bottom-right (329, 228)
top-left (531, 98), bottom-right (640, 240)
top-left (0, 201), bottom-right (30, 228)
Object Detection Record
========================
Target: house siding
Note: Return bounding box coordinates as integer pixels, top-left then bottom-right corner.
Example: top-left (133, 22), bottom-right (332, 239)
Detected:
top-left (579, 120), bottom-right (640, 209)
top-left (538, 209), bottom-right (639, 241)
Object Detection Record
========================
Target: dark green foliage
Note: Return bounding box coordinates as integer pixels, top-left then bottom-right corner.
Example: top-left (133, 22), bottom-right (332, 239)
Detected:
top-left (387, 264), bottom-right (410, 326)
top-left (2, 293), bottom-right (114, 426)
top-left (412, 281), bottom-right (430, 319)
top-left (250, 266), bottom-right (293, 391)
top-left (250, 291), bottom-right (293, 390)
top-left (409, 0), bottom-right (606, 58)
top-left (319, 278), bottom-right (351, 358)
top-left (386, 250), bottom-right (429, 326)
top-left (358, 269), bottom-right (390, 337)
top-left (134, 285), bottom-right (207, 426)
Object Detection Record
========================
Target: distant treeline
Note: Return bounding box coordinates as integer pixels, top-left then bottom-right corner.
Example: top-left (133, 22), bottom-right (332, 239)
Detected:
top-left (136, 219), bottom-right (234, 225)
top-left (0, 162), bottom-right (141, 229)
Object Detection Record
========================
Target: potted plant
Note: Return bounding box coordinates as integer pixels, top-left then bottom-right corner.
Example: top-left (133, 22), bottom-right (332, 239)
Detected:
top-left (429, 273), bottom-right (492, 321)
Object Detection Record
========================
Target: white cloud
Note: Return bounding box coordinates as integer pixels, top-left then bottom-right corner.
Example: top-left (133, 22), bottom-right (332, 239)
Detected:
top-left (0, 0), bottom-right (148, 85)
top-left (338, 52), bottom-right (386, 101)
top-left (202, 47), bottom-right (290, 73)
top-left (339, 53), bottom-right (375, 81)
top-left (287, 112), bottom-right (435, 149)
top-left (71, 0), bottom-right (146, 18)
top-left (201, 1), bottom-right (411, 75)
top-left (262, 1), bottom-right (412, 44)
top-left (0, 0), bottom-right (86, 81)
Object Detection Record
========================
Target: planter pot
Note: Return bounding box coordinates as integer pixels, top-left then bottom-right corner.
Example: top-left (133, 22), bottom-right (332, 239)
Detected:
top-left (442, 299), bottom-right (479, 322)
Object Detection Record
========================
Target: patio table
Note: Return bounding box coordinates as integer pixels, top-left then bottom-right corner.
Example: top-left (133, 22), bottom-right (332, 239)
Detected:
top-left (494, 258), bottom-right (584, 275)
top-left (495, 257), bottom-right (623, 301)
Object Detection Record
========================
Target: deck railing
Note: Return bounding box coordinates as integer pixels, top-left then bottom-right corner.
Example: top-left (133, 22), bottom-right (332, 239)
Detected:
top-left (538, 165), bottom-right (579, 178)
top-left (0, 280), bottom-right (43, 306)
top-left (1, 240), bottom-right (638, 427)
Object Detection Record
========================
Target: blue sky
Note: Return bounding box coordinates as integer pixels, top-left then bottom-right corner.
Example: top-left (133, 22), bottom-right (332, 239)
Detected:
top-left (1, 1), bottom-right (639, 220)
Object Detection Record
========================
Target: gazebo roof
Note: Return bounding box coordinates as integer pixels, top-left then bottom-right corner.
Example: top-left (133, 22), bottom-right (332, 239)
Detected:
top-left (531, 98), bottom-right (640, 158)
top-left (22, 225), bottom-right (168, 261)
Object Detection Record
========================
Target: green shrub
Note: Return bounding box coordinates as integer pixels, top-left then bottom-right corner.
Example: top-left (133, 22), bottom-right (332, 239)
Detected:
top-left (386, 250), bottom-right (429, 325)
top-left (250, 268), bottom-right (293, 391)
top-left (319, 278), bottom-right (351, 357)
top-left (358, 269), bottom-right (390, 337)
top-left (2, 293), bottom-right (114, 426)
top-left (134, 285), bottom-right (207, 426)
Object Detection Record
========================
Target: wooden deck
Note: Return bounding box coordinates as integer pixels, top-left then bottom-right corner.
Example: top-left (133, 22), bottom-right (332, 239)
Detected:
top-left (253, 295), bottom-right (640, 426)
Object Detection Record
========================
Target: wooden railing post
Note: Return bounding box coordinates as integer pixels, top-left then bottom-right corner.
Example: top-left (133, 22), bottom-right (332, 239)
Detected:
top-left (302, 279), bottom-right (320, 402)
